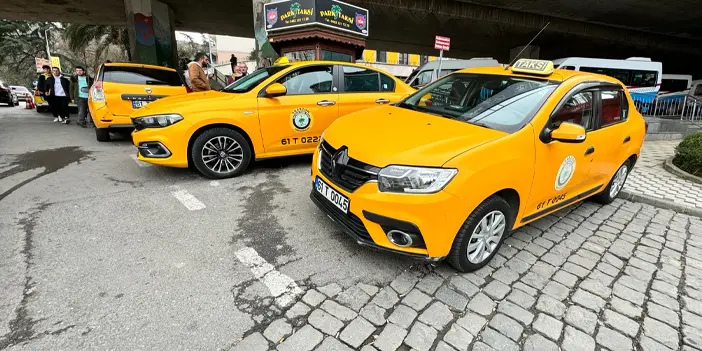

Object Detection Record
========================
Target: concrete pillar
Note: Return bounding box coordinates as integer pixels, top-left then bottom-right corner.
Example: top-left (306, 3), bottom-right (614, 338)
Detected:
top-left (124, 0), bottom-right (177, 68)
top-left (509, 45), bottom-right (540, 62)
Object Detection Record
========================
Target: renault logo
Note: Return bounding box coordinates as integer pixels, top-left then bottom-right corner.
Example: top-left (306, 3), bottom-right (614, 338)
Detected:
top-left (331, 147), bottom-right (349, 177)
top-left (145, 87), bottom-right (152, 95)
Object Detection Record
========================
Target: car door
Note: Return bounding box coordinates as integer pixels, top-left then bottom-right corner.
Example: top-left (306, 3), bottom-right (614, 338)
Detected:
top-left (257, 64), bottom-right (339, 155)
top-left (585, 87), bottom-right (631, 186)
top-left (524, 88), bottom-right (599, 220)
top-left (336, 65), bottom-right (404, 117)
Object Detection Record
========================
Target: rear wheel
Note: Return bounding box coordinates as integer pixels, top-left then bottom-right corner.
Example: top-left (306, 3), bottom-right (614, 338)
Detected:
top-left (593, 161), bottom-right (630, 204)
top-left (95, 128), bottom-right (111, 142)
top-left (191, 128), bottom-right (252, 179)
top-left (448, 196), bottom-right (514, 272)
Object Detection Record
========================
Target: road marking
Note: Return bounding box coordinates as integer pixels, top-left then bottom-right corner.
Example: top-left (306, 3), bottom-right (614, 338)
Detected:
top-left (130, 154), bottom-right (152, 167)
top-left (171, 189), bottom-right (206, 211)
top-left (235, 247), bottom-right (303, 308)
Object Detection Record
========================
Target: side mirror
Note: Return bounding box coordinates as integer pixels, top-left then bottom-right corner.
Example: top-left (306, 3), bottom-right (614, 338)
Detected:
top-left (265, 83), bottom-right (287, 98)
top-left (547, 122), bottom-right (586, 143)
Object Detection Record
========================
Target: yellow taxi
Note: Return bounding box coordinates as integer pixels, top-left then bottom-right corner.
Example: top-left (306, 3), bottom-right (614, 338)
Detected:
top-left (310, 59), bottom-right (646, 272)
top-left (89, 62), bottom-right (188, 142)
top-left (130, 60), bottom-right (414, 178)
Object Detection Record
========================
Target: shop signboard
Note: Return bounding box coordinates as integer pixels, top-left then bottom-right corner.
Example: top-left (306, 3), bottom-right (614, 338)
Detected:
top-left (265, 0), bottom-right (369, 36)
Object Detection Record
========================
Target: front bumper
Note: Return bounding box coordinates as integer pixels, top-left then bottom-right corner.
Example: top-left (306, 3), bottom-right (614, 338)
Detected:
top-left (131, 123), bottom-right (190, 168)
top-left (310, 150), bottom-right (467, 260)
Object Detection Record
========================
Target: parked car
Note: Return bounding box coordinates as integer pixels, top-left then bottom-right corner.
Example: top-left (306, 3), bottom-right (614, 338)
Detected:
top-left (10, 86), bottom-right (32, 102)
top-left (89, 62), bottom-right (188, 141)
top-left (0, 80), bottom-right (18, 106)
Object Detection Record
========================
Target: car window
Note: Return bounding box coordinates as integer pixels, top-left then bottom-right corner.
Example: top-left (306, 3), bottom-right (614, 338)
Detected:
top-left (380, 73), bottom-right (395, 92)
top-left (103, 66), bottom-right (183, 86)
top-left (413, 70), bottom-right (433, 87)
top-left (343, 66), bottom-right (379, 92)
top-left (399, 73), bottom-right (558, 133)
top-left (552, 91), bottom-right (594, 131)
top-left (278, 65), bottom-right (333, 95)
top-left (600, 90), bottom-right (627, 127)
top-left (225, 65), bottom-right (288, 93)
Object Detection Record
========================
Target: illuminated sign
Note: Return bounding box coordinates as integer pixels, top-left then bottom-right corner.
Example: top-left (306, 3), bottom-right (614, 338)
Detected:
top-left (265, 0), bottom-right (369, 36)
top-left (511, 59), bottom-right (554, 76)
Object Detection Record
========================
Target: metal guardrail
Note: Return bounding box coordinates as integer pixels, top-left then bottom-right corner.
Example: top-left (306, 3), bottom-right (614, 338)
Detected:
top-left (634, 95), bottom-right (702, 122)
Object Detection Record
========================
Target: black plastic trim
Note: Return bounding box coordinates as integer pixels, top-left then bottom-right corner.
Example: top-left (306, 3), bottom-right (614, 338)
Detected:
top-left (521, 185), bottom-right (603, 223)
top-left (585, 146), bottom-right (595, 155)
top-left (121, 94), bottom-right (167, 101)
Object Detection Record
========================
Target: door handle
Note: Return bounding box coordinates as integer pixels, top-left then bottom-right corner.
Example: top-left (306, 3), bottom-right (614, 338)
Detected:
top-left (376, 98), bottom-right (390, 104)
top-left (623, 136), bottom-right (631, 143)
top-left (585, 146), bottom-right (595, 156)
top-left (317, 100), bottom-right (336, 106)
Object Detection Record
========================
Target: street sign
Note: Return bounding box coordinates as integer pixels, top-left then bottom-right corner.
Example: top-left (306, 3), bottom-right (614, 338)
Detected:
top-left (434, 36), bottom-right (450, 51)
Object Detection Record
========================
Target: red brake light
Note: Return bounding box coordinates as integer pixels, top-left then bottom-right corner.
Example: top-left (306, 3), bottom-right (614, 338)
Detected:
top-left (92, 80), bottom-right (105, 102)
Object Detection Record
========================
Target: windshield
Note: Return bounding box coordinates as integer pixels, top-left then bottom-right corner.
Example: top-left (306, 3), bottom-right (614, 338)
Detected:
top-left (399, 73), bottom-right (558, 133)
top-left (222, 65), bottom-right (289, 93)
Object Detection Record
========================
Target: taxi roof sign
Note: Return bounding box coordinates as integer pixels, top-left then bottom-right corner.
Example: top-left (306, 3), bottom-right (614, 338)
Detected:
top-left (511, 59), bottom-right (554, 76)
top-left (273, 56), bottom-right (290, 65)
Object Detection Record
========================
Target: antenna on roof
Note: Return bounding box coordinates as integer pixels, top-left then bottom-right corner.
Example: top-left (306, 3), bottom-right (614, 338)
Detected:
top-left (505, 22), bottom-right (551, 70)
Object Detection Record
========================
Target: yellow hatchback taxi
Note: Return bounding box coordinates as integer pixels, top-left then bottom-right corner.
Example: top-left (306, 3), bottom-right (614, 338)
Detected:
top-left (89, 62), bottom-right (188, 142)
top-left (131, 60), bottom-right (414, 178)
top-left (311, 59), bottom-right (646, 272)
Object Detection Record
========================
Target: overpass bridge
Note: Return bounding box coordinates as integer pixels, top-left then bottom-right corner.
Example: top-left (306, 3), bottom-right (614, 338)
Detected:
top-left (3, 0), bottom-right (701, 75)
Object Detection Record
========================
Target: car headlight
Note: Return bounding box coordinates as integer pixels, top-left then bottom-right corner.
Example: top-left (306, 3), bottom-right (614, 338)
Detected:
top-left (133, 114), bottom-right (183, 128)
top-left (378, 165), bottom-right (457, 194)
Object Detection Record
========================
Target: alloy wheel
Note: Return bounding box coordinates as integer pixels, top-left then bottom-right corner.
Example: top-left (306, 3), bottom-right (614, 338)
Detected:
top-left (609, 164), bottom-right (629, 198)
top-left (201, 136), bottom-right (244, 174)
top-left (467, 210), bottom-right (506, 264)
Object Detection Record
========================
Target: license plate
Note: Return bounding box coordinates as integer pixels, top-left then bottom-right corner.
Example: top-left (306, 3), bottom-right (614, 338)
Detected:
top-left (315, 176), bottom-right (350, 214)
top-left (132, 100), bottom-right (149, 109)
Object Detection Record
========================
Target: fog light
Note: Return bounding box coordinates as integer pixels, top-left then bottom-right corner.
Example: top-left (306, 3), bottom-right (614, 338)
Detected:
top-left (387, 230), bottom-right (414, 248)
top-left (137, 142), bottom-right (171, 158)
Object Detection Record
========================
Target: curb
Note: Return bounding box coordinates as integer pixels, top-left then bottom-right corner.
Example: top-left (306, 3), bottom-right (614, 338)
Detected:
top-left (619, 190), bottom-right (702, 218)
top-left (663, 157), bottom-right (702, 185)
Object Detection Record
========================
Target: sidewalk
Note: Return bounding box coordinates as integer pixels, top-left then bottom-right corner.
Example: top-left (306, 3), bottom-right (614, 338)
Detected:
top-left (623, 139), bottom-right (702, 214)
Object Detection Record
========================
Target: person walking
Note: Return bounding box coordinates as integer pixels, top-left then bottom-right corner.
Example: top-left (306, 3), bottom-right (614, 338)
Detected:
top-left (229, 54), bottom-right (238, 73)
top-left (70, 66), bottom-right (93, 128)
top-left (187, 52), bottom-right (211, 92)
top-left (46, 67), bottom-right (71, 124)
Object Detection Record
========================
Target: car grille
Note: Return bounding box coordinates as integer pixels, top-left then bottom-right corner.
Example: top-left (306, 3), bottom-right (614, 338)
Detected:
top-left (319, 141), bottom-right (380, 192)
top-left (311, 191), bottom-right (373, 243)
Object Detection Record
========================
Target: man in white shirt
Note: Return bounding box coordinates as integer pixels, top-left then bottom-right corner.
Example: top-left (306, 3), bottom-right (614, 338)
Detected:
top-left (47, 67), bottom-right (71, 124)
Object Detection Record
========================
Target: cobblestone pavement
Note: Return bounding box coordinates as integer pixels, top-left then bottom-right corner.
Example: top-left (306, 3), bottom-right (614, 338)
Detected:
top-left (232, 199), bottom-right (702, 351)
top-left (625, 139), bottom-right (702, 210)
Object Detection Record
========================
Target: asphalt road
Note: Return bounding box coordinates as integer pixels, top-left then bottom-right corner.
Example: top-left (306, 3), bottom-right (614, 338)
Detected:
top-left (0, 105), bottom-right (410, 350)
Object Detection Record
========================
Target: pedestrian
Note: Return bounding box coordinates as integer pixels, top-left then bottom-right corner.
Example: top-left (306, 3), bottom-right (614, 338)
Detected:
top-left (230, 54), bottom-right (238, 73)
top-left (46, 67), bottom-right (71, 124)
top-left (36, 65), bottom-right (52, 114)
top-left (70, 66), bottom-right (94, 128)
top-left (187, 52), bottom-right (211, 92)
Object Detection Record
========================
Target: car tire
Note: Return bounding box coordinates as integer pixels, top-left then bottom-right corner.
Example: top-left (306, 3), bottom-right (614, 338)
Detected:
top-left (191, 128), bottom-right (252, 179)
top-left (593, 160), bottom-right (630, 204)
top-left (447, 196), bottom-right (514, 272)
top-left (95, 128), bottom-right (111, 142)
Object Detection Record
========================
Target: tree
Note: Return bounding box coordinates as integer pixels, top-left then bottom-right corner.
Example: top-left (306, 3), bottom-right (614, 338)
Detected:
top-left (63, 24), bottom-right (131, 62)
top-left (0, 20), bottom-right (57, 85)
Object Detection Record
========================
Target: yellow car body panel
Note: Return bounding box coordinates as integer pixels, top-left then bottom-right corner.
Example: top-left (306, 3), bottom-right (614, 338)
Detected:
top-left (311, 61), bottom-right (646, 260)
top-left (131, 61), bottom-right (415, 168)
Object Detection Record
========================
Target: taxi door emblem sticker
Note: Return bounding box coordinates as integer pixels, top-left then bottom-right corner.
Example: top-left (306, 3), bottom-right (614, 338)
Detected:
top-left (555, 155), bottom-right (576, 191)
top-left (291, 108), bottom-right (312, 132)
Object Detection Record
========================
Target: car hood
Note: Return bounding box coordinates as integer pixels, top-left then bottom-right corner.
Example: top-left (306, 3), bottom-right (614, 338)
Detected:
top-left (323, 106), bottom-right (507, 167)
top-left (132, 91), bottom-right (237, 117)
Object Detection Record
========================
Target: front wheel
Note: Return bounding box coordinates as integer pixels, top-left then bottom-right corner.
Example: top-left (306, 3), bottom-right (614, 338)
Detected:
top-left (593, 161), bottom-right (630, 204)
top-left (95, 128), bottom-right (111, 142)
top-left (447, 196), bottom-right (514, 272)
top-left (191, 128), bottom-right (252, 179)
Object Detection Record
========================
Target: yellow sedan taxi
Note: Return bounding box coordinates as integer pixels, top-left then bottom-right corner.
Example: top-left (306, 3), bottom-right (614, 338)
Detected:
top-left (130, 60), bottom-right (414, 178)
top-left (311, 59), bottom-right (646, 272)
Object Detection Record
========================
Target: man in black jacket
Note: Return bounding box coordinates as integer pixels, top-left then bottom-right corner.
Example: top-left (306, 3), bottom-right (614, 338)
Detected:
top-left (36, 65), bottom-right (52, 113)
top-left (70, 66), bottom-right (94, 127)
top-left (46, 67), bottom-right (71, 124)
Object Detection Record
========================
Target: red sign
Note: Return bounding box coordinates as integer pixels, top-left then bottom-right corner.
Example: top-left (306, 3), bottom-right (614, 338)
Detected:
top-left (434, 36), bottom-right (450, 51)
